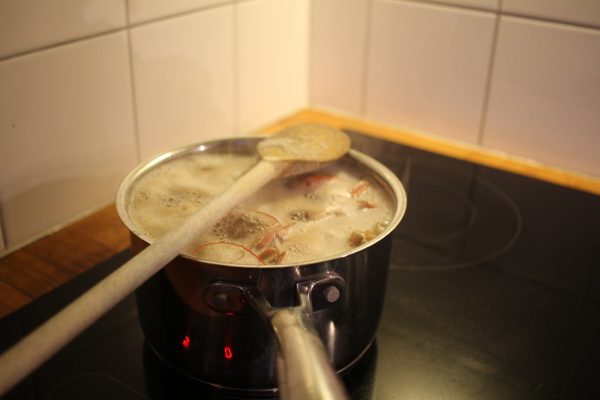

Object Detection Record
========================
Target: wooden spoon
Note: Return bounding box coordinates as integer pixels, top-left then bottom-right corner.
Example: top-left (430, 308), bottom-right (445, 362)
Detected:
top-left (0, 124), bottom-right (350, 396)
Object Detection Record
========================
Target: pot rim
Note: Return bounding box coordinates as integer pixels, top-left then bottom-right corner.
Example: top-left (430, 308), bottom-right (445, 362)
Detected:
top-left (116, 136), bottom-right (407, 269)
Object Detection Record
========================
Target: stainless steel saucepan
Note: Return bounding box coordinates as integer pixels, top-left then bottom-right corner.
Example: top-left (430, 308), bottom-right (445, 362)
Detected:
top-left (116, 137), bottom-right (407, 399)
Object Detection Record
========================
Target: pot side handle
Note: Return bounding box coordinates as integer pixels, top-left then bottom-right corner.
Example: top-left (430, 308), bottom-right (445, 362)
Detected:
top-left (268, 290), bottom-right (349, 400)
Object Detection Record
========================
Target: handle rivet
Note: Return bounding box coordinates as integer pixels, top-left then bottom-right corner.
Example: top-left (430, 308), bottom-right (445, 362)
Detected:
top-left (324, 286), bottom-right (340, 303)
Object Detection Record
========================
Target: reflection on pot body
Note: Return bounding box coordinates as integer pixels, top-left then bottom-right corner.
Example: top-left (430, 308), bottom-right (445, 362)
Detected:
top-left (117, 137), bottom-right (406, 394)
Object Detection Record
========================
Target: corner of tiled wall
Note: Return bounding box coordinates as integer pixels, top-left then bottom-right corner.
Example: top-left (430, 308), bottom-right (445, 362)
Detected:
top-left (311, 0), bottom-right (600, 177)
top-left (237, 0), bottom-right (309, 133)
top-left (0, 0), bottom-right (309, 254)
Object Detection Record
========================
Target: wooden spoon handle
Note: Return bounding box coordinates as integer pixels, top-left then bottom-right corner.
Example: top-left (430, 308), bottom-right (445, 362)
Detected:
top-left (0, 159), bottom-right (290, 396)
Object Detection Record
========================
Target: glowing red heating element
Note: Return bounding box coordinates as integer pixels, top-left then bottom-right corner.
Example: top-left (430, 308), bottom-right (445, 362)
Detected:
top-left (224, 346), bottom-right (233, 359)
top-left (182, 335), bottom-right (190, 349)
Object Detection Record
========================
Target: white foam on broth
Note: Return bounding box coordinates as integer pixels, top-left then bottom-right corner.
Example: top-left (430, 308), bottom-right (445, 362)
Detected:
top-left (127, 152), bottom-right (394, 265)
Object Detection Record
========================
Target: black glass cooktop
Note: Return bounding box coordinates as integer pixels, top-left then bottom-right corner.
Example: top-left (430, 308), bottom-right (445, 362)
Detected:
top-left (2, 131), bottom-right (600, 399)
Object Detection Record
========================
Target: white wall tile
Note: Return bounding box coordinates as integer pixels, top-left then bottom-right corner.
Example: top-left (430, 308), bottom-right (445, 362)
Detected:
top-left (0, 33), bottom-right (137, 248)
top-left (310, 0), bottom-right (369, 114)
top-left (502, 0), bottom-right (600, 28)
top-left (130, 7), bottom-right (235, 160)
top-left (127, 0), bottom-right (229, 24)
top-left (483, 17), bottom-right (600, 177)
top-left (365, 0), bottom-right (495, 144)
top-left (410, 0), bottom-right (498, 11)
top-left (0, 0), bottom-right (126, 59)
top-left (238, 0), bottom-right (309, 133)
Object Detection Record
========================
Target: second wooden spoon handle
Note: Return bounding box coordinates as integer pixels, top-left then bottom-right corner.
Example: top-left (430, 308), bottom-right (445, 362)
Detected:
top-left (0, 159), bottom-right (290, 397)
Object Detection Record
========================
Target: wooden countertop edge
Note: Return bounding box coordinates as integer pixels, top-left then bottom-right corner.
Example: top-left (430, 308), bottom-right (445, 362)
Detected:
top-left (0, 205), bottom-right (130, 318)
top-left (1, 107), bottom-right (598, 318)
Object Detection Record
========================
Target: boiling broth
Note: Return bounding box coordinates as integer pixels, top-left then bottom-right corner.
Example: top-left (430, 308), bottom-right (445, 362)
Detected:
top-left (128, 152), bottom-right (394, 265)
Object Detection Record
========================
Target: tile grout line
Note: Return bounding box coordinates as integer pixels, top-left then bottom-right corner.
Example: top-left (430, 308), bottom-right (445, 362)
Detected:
top-left (124, 2), bottom-right (142, 164)
top-left (1, 1), bottom-right (597, 64)
top-left (128, 0), bottom-right (235, 27)
top-left (397, 0), bottom-right (495, 13)
top-left (392, 0), bottom-right (600, 31)
top-left (359, 0), bottom-right (375, 116)
top-left (501, 11), bottom-right (600, 32)
top-left (476, 1), bottom-right (503, 146)
top-left (0, 27), bottom-right (126, 63)
top-left (0, 1), bottom-right (236, 64)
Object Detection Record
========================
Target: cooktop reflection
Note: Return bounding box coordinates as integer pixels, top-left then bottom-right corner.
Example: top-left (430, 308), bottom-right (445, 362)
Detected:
top-left (2, 131), bottom-right (600, 399)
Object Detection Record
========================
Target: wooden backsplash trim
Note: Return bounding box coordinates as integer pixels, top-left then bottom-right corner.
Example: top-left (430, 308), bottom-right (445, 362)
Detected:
top-left (262, 108), bottom-right (600, 196)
